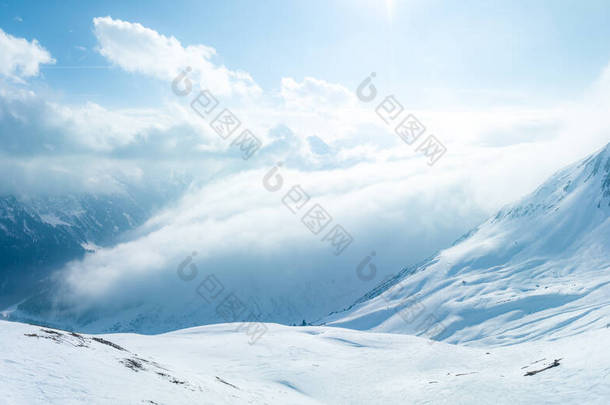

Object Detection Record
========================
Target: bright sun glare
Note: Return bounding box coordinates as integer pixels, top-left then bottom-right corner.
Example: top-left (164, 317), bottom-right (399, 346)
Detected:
top-left (385, 0), bottom-right (395, 21)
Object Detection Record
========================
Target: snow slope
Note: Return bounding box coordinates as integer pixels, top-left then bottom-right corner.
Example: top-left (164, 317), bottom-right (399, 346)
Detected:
top-left (1, 319), bottom-right (609, 404)
top-left (324, 143), bottom-right (610, 346)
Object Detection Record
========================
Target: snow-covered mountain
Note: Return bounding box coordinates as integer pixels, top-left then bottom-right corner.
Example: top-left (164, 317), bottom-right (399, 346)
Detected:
top-left (2, 145), bottom-right (610, 403)
top-left (324, 143), bottom-right (610, 346)
top-left (0, 179), bottom-right (189, 309)
top-left (2, 319), bottom-right (609, 404)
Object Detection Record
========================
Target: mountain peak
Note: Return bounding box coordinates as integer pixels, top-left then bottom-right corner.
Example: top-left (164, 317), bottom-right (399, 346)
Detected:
top-left (325, 144), bottom-right (610, 346)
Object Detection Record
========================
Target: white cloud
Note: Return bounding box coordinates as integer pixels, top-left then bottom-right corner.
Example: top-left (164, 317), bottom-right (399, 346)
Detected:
top-left (0, 28), bottom-right (55, 81)
top-left (0, 86), bottom-right (178, 153)
top-left (280, 76), bottom-right (356, 111)
top-left (92, 16), bottom-right (261, 97)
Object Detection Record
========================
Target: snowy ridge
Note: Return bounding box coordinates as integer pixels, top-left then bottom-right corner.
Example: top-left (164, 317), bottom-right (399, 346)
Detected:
top-left (324, 143), bottom-right (610, 346)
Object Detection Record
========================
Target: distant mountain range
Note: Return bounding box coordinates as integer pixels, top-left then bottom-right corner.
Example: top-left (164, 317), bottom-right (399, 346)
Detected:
top-left (324, 143), bottom-right (610, 346)
top-left (0, 179), bottom-right (188, 309)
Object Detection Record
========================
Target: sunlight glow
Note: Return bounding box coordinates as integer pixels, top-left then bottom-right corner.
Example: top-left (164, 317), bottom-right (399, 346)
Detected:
top-left (385, 0), bottom-right (395, 21)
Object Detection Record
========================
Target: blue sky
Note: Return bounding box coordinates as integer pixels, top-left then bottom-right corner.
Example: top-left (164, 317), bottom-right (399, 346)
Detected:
top-left (2, 0), bottom-right (610, 108)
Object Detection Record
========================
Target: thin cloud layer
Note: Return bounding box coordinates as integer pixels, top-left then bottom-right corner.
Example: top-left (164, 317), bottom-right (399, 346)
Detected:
top-left (280, 76), bottom-right (356, 111)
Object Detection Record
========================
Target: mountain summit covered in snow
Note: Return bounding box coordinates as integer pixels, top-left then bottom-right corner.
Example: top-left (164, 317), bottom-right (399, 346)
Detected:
top-left (325, 143), bottom-right (610, 346)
